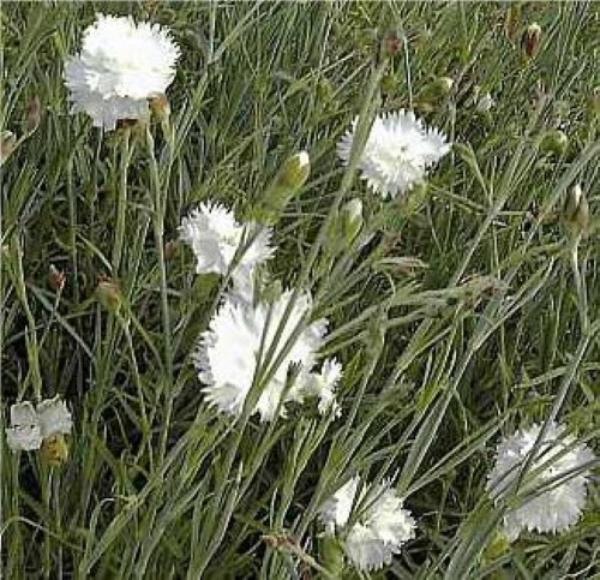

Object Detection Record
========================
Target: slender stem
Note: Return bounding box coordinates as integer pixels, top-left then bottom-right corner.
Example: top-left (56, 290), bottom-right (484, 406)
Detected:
top-left (112, 130), bottom-right (131, 275)
top-left (145, 126), bottom-right (174, 463)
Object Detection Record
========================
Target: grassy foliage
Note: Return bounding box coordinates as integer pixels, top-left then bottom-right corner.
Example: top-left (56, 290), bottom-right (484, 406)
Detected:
top-left (1, 1), bottom-right (599, 578)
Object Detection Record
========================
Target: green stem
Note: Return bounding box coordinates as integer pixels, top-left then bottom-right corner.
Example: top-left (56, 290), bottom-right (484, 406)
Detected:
top-left (112, 130), bottom-right (131, 275)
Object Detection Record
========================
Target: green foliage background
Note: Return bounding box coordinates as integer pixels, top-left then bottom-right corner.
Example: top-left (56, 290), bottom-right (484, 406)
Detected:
top-left (1, 1), bottom-right (599, 578)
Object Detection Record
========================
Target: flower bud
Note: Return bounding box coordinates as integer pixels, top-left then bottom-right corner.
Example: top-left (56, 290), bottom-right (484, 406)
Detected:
top-left (48, 264), bottom-right (66, 292)
top-left (164, 240), bottom-right (179, 261)
top-left (540, 129), bottom-right (568, 156)
top-left (339, 198), bottom-right (364, 244)
top-left (254, 151), bottom-right (310, 224)
top-left (0, 131), bottom-right (17, 166)
top-left (148, 93), bottom-right (171, 121)
top-left (521, 23), bottom-right (542, 59)
top-left (26, 95), bottom-right (42, 133)
top-left (563, 184), bottom-right (589, 237)
top-left (476, 92), bottom-right (495, 113)
top-left (95, 277), bottom-right (122, 312)
top-left (419, 77), bottom-right (454, 107)
top-left (383, 29), bottom-right (403, 57)
top-left (504, 4), bottom-right (521, 43)
top-left (40, 433), bottom-right (69, 467)
top-left (587, 87), bottom-right (600, 118)
top-left (320, 535), bottom-right (345, 577)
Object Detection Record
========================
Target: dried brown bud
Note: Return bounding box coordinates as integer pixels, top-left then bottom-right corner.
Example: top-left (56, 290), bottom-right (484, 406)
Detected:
top-left (164, 240), bottom-right (179, 261)
top-left (383, 30), bottom-right (403, 57)
top-left (26, 96), bottom-right (42, 133)
top-left (48, 264), bottom-right (66, 292)
top-left (521, 23), bottom-right (542, 59)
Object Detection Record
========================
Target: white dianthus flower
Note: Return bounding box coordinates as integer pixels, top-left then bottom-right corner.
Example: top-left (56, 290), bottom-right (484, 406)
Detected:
top-left (304, 358), bottom-right (343, 416)
top-left (319, 478), bottom-right (416, 571)
top-left (337, 110), bottom-right (450, 198)
top-left (64, 14), bottom-right (180, 130)
top-left (319, 476), bottom-right (360, 532)
top-left (486, 422), bottom-right (596, 541)
top-left (180, 203), bottom-right (273, 301)
top-left (5, 397), bottom-right (73, 452)
top-left (196, 290), bottom-right (327, 422)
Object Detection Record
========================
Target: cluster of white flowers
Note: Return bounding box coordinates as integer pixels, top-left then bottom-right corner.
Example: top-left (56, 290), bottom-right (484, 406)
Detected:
top-left (486, 422), bottom-right (596, 541)
top-left (337, 110), bottom-right (450, 198)
top-left (180, 201), bottom-right (342, 421)
top-left (5, 397), bottom-right (72, 452)
top-left (319, 476), bottom-right (416, 571)
top-left (64, 14), bottom-right (180, 129)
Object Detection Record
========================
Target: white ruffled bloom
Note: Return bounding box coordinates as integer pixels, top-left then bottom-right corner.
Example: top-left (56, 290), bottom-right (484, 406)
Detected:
top-left (486, 422), bottom-right (596, 540)
top-left (196, 290), bottom-right (327, 422)
top-left (319, 478), bottom-right (416, 571)
top-left (64, 14), bottom-right (180, 129)
top-left (5, 397), bottom-right (73, 452)
top-left (319, 476), bottom-right (360, 532)
top-left (180, 203), bottom-right (273, 302)
top-left (305, 358), bottom-right (343, 416)
top-left (337, 110), bottom-right (450, 198)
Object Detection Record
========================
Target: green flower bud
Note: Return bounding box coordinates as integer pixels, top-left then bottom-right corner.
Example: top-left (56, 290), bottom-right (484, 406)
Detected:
top-left (95, 277), bottom-right (122, 312)
top-left (319, 535), bottom-right (345, 578)
top-left (339, 198), bottom-right (364, 244)
top-left (540, 129), bottom-right (568, 156)
top-left (563, 184), bottom-right (589, 238)
top-left (254, 151), bottom-right (310, 224)
top-left (521, 23), bottom-right (542, 59)
top-left (419, 77), bottom-right (454, 107)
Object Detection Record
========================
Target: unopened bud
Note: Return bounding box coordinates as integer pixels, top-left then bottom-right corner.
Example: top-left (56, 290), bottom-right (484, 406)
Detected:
top-left (476, 92), bottom-right (495, 113)
top-left (420, 77), bottom-right (454, 105)
top-left (339, 198), bottom-right (364, 244)
top-left (95, 277), bottom-right (122, 312)
top-left (26, 96), bottom-right (42, 133)
top-left (0, 131), bottom-right (17, 166)
top-left (504, 4), bottom-right (521, 43)
top-left (40, 434), bottom-right (69, 467)
top-left (383, 29), bottom-right (403, 57)
top-left (164, 240), bottom-right (179, 261)
top-left (587, 87), bottom-right (600, 117)
top-left (320, 534), bottom-right (345, 576)
top-left (254, 151), bottom-right (310, 224)
top-left (148, 93), bottom-right (171, 121)
top-left (48, 264), bottom-right (66, 292)
top-left (563, 184), bottom-right (589, 237)
top-left (540, 129), bottom-right (568, 156)
top-left (521, 23), bottom-right (542, 59)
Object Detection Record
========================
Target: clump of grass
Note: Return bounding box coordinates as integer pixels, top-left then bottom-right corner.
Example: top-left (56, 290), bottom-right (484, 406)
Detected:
top-left (1, 2), bottom-right (599, 579)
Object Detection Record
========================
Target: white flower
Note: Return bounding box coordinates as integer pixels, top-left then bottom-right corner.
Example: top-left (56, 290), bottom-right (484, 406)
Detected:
top-left (337, 110), bottom-right (450, 198)
top-left (319, 478), bottom-right (416, 571)
top-left (5, 397), bottom-right (73, 452)
top-left (486, 422), bottom-right (596, 540)
top-left (180, 203), bottom-right (273, 302)
top-left (304, 358), bottom-right (343, 416)
top-left (196, 290), bottom-right (327, 421)
top-left (64, 14), bottom-right (180, 130)
top-left (319, 476), bottom-right (360, 532)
